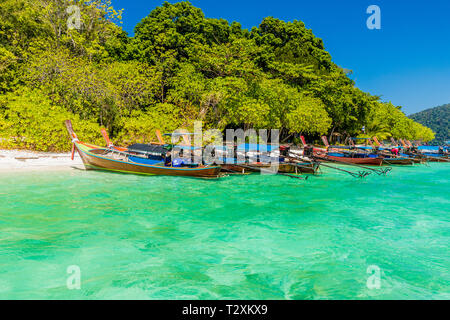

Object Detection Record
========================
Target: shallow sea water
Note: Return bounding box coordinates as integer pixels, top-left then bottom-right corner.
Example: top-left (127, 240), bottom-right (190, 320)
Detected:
top-left (0, 163), bottom-right (449, 299)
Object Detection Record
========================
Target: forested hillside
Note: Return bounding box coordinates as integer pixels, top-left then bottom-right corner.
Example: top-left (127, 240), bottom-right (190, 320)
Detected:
top-left (410, 104), bottom-right (449, 145)
top-left (0, 0), bottom-right (435, 151)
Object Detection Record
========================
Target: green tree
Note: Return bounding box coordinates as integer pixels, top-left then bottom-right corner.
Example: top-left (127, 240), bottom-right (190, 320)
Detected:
top-left (0, 0), bottom-right (436, 150)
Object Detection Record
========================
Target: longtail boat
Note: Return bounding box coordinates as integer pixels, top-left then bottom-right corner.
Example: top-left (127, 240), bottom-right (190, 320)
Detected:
top-left (278, 162), bottom-right (319, 174)
top-left (313, 136), bottom-right (382, 166)
top-left (380, 157), bottom-right (415, 165)
top-left (210, 143), bottom-right (319, 175)
top-left (222, 161), bottom-right (319, 174)
top-left (417, 154), bottom-right (450, 162)
top-left (99, 129), bottom-right (316, 176)
top-left (65, 120), bottom-right (221, 178)
top-left (395, 141), bottom-right (449, 163)
top-left (334, 136), bottom-right (419, 165)
top-left (314, 153), bottom-right (383, 166)
top-left (297, 140), bottom-right (377, 178)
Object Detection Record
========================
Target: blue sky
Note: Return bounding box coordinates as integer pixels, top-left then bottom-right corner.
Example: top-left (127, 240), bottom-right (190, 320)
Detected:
top-left (111, 0), bottom-right (450, 115)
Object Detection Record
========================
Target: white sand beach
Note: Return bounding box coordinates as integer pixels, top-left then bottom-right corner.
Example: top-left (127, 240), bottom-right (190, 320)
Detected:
top-left (0, 149), bottom-right (84, 172)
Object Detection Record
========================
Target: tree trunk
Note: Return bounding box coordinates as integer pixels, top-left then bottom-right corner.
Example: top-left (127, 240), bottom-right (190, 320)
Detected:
top-left (281, 133), bottom-right (293, 143)
top-left (329, 124), bottom-right (337, 143)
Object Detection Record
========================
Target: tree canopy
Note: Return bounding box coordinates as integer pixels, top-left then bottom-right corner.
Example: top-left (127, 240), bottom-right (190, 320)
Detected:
top-left (409, 103), bottom-right (449, 145)
top-left (0, 0), bottom-right (435, 151)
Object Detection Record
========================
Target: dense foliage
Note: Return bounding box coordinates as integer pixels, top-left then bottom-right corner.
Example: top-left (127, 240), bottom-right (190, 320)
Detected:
top-left (409, 104), bottom-right (449, 145)
top-left (0, 0), bottom-right (435, 151)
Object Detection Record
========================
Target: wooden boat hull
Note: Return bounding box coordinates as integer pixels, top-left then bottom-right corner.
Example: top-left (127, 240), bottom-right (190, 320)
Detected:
top-left (381, 157), bottom-right (415, 165)
top-left (398, 154), bottom-right (426, 164)
top-left (413, 154), bottom-right (449, 163)
top-left (315, 155), bottom-right (383, 166)
top-left (425, 156), bottom-right (449, 163)
top-left (277, 162), bottom-right (318, 174)
top-left (220, 164), bottom-right (254, 174)
top-left (410, 157), bottom-right (425, 164)
top-left (221, 162), bottom-right (318, 174)
top-left (253, 162), bottom-right (318, 174)
top-left (428, 158), bottom-right (449, 163)
top-left (75, 142), bottom-right (221, 178)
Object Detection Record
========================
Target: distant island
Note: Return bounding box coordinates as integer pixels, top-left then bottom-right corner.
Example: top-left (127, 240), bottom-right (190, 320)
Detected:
top-left (410, 104), bottom-right (449, 145)
top-left (0, 0), bottom-right (435, 151)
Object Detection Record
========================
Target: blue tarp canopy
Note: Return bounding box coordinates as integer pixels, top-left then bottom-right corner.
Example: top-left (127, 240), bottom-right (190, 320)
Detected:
top-left (237, 143), bottom-right (277, 152)
top-left (128, 155), bottom-right (163, 165)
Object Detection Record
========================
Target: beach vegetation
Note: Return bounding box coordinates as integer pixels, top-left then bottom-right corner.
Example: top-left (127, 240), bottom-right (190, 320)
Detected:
top-left (0, 0), bottom-right (435, 151)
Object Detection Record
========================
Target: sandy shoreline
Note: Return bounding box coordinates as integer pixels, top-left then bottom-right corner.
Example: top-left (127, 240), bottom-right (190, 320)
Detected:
top-left (0, 149), bottom-right (85, 172)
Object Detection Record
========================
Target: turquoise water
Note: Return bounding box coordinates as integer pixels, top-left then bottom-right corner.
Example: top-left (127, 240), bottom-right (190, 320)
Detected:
top-left (0, 164), bottom-right (449, 299)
